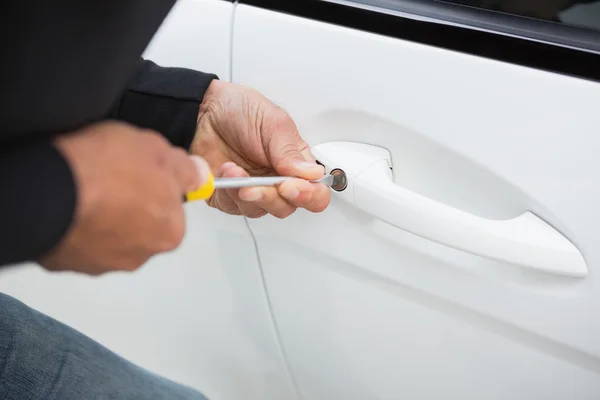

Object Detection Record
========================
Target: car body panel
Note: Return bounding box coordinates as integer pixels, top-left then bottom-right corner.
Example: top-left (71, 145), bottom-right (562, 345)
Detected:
top-left (2, 1), bottom-right (600, 399)
top-left (233, 4), bottom-right (600, 399)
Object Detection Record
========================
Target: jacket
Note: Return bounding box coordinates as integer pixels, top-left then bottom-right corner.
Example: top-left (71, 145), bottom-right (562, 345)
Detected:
top-left (0, 0), bottom-right (217, 266)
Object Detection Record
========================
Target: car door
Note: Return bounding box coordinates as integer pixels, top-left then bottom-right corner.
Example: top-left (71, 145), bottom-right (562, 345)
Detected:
top-left (0, 1), bottom-right (297, 399)
top-left (232, 1), bottom-right (600, 399)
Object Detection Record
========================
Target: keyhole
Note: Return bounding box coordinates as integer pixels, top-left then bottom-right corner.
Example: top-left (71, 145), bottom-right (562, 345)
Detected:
top-left (330, 168), bottom-right (347, 192)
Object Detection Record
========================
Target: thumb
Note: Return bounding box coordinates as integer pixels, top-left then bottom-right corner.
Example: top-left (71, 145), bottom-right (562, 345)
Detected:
top-left (266, 123), bottom-right (324, 180)
top-left (189, 155), bottom-right (212, 190)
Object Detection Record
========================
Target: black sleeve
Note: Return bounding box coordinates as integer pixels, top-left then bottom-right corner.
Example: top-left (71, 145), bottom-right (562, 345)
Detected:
top-left (0, 139), bottom-right (77, 267)
top-left (108, 59), bottom-right (219, 151)
top-left (0, 60), bottom-right (218, 268)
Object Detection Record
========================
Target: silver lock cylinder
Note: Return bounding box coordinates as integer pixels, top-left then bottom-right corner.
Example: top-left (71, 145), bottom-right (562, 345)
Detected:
top-left (330, 168), bottom-right (347, 192)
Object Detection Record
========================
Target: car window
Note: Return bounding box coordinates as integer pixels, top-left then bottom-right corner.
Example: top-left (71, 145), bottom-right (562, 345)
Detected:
top-left (440, 0), bottom-right (600, 32)
top-left (348, 0), bottom-right (600, 53)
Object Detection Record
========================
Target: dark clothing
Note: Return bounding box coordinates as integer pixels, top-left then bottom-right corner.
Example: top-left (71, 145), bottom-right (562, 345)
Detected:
top-left (0, 0), bottom-right (217, 266)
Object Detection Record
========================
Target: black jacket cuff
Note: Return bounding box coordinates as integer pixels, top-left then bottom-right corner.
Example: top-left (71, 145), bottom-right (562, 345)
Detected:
top-left (109, 59), bottom-right (218, 150)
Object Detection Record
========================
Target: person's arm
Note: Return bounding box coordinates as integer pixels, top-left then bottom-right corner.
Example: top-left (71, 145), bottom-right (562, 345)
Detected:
top-left (0, 139), bottom-right (77, 267)
top-left (108, 59), bottom-right (218, 151)
top-left (0, 59), bottom-right (216, 268)
top-left (0, 120), bottom-right (208, 272)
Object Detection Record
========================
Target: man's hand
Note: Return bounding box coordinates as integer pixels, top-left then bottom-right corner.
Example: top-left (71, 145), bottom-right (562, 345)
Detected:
top-left (40, 121), bottom-right (210, 275)
top-left (191, 80), bottom-right (330, 219)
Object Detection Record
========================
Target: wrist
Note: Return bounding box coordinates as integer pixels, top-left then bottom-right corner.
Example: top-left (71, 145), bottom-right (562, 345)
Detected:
top-left (198, 79), bottom-right (226, 124)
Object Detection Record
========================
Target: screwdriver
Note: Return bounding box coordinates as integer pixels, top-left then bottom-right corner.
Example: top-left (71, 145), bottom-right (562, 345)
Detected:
top-left (185, 170), bottom-right (345, 202)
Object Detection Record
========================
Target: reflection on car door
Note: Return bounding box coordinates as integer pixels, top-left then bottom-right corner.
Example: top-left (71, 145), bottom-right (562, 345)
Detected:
top-left (233, 0), bottom-right (600, 399)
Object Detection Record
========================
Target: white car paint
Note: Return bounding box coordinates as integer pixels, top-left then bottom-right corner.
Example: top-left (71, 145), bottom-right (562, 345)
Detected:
top-left (1, 0), bottom-right (599, 399)
top-left (233, 3), bottom-right (600, 400)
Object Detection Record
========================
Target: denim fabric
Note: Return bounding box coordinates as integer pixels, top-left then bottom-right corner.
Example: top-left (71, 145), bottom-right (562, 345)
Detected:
top-left (0, 293), bottom-right (209, 400)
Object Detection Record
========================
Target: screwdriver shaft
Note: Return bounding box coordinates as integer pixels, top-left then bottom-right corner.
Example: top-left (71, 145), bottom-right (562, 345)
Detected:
top-left (213, 175), bottom-right (333, 189)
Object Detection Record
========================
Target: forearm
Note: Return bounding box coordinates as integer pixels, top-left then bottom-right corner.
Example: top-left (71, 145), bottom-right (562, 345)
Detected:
top-left (0, 139), bottom-right (76, 267)
top-left (0, 60), bottom-right (216, 268)
top-left (108, 59), bottom-right (218, 151)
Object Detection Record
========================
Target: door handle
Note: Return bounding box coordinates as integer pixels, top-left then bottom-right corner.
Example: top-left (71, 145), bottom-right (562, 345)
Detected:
top-left (313, 142), bottom-right (587, 278)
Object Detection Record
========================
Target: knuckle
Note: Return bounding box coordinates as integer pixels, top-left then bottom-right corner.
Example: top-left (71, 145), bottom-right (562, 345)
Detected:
top-left (143, 202), bottom-right (185, 253)
top-left (311, 204), bottom-right (328, 213)
top-left (109, 254), bottom-right (148, 272)
top-left (279, 142), bottom-right (300, 158)
top-left (273, 208), bottom-right (295, 219)
top-left (121, 257), bottom-right (148, 272)
top-left (245, 209), bottom-right (267, 219)
top-left (120, 261), bottom-right (142, 272)
top-left (161, 213), bottom-right (186, 251)
top-left (275, 107), bottom-right (293, 123)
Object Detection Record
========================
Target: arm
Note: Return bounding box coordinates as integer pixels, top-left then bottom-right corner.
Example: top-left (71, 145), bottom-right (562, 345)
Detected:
top-left (0, 139), bottom-right (76, 267)
top-left (108, 59), bottom-right (218, 151)
top-left (0, 59), bottom-right (217, 268)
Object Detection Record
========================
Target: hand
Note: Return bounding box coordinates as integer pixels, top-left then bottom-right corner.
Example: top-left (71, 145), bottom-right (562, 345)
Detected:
top-left (40, 121), bottom-right (210, 275)
top-left (191, 80), bottom-right (330, 219)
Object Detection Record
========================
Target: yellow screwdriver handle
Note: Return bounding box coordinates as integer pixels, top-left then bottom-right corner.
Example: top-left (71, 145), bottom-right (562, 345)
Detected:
top-left (185, 172), bottom-right (215, 202)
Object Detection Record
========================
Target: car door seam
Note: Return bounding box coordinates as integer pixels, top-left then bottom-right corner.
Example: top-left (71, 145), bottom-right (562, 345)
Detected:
top-left (229, 0), bottom-right (238, 82)
top-left (244, 217), bottom-right (304, 400)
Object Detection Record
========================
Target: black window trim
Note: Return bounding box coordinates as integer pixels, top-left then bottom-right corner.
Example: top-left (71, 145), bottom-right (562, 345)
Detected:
top-left (239, 0), bottom-right (600, 83)
top-left (353, 0), bottom-right (600, 53)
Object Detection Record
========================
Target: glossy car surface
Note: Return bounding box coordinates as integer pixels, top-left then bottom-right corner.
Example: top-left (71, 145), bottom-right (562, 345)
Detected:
top-left (2, 1), bottom-right (600, 399)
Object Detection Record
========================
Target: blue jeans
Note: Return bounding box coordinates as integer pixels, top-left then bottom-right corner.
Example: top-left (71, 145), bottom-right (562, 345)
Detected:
top-left (0, 293), bottom-right (209, 400)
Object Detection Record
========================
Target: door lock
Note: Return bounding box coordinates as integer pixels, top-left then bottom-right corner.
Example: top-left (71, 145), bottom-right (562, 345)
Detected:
top-left (330, 168), bottom-right (347, 192)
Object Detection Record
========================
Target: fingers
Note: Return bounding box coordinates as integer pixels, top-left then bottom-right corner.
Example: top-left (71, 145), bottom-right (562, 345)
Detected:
top-left (157, 150), bottom-right (212, 254)
top-left (167, 148), bottom-right (212, 194)
top-left (220, 163), bottom-right (268, 218)
top-left (170, 149), bottom-right (199, 193)
top-left (263, 111), bottom-right (324, 180)
top-left (213, 162), bottom-right (297, 219)
top-left (212, 162), bottom-right (329, 218)
top-left (206, 162), bottom-right (244, 215)
top-left (239, 184), bottom-right (297, 220)
top-left (259, 108), bottom-right (331, 216)
top-left (189, 155), bottom-right (212, 189)
top-left (277, 179), bottom-right (330, 213)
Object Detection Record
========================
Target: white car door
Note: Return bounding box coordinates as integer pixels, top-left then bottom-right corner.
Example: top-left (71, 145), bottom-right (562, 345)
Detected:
top-left (232, 1), bottom-right (600, 399)
top-left (0, 1), bottom-right (297, 399)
